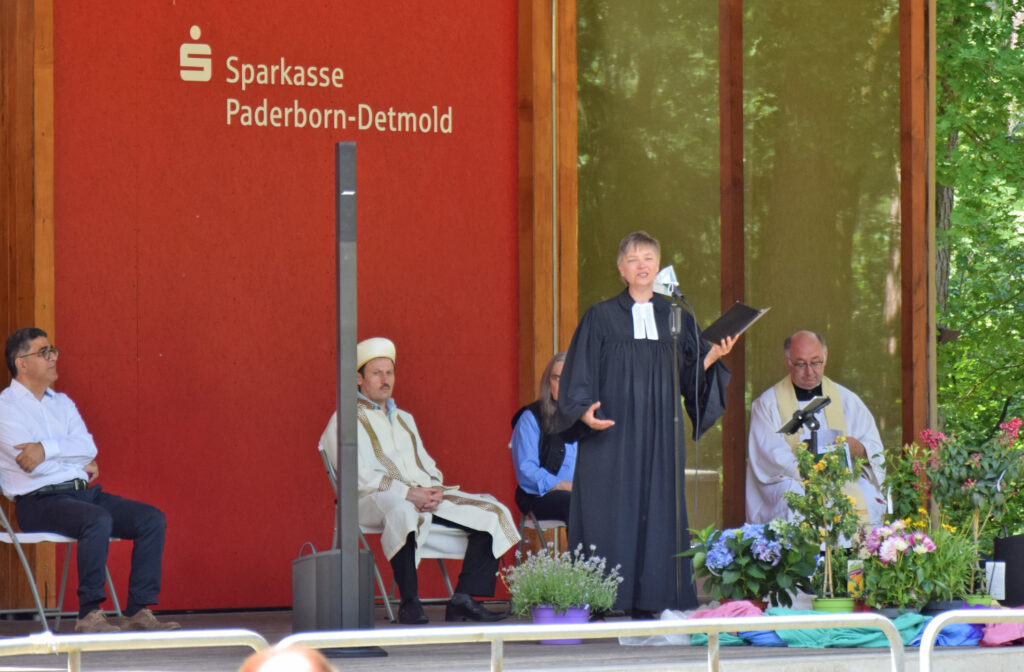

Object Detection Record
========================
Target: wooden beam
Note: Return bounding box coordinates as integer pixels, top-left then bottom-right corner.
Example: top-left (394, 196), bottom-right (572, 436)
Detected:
top-left (556, 0), bottom-right (578, 351)
top-left (718, 0), bottom-right (745, 528)
top-left (900, 0), bottom-right (931, 444)
top-left (518, 0), bottom-right (578, 404)
top-left (0, 0), bottom-right (57, 611)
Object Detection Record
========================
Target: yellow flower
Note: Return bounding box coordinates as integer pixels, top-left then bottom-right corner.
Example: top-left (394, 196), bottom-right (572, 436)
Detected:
top-left (847, 495), bottom-right (857, 507)
top-left (833, 514), bottom-right (842, 523)
top-left (813, 461), bottom-right (826, 472)
top-left (942, 523), bottom-right (957, 533)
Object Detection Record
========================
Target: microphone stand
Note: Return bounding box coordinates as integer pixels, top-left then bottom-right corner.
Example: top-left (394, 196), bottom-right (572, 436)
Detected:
top-left (669, 302), bottom-right (684, 609)
top-left (779, 397), bottom-right (832, 456)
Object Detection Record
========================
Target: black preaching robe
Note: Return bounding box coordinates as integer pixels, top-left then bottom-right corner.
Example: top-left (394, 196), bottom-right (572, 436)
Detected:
top-left (558, 290), bottom-right (730, 612)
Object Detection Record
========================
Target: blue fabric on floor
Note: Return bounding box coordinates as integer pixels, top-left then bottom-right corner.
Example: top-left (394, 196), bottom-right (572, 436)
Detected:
top-left (909, 621), bottom-right (983, 647)
top-left (738, 629), bottom-right (787, 646)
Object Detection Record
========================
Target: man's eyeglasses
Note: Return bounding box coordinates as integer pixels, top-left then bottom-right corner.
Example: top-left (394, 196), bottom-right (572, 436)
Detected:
top-left (17, 346), bottom-right (60, 361)
top-left (788, 359), bottom-right (824, 371)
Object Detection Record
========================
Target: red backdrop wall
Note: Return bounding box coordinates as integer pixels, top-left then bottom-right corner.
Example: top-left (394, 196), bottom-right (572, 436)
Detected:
top-left (51, 1), bottom-right (520, 609)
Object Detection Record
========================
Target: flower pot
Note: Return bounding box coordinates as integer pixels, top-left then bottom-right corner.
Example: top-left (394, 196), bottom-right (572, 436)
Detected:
top-left (872, 606), bottom-right (920, 618)
top-left (965, 594), bottom-right (994, 607)
top-left (810, 597), bottom-right (856, 613)
top-left (921, 600), bottom-right (966, 616)
top-left (530, 605), bottom-right (590, 644)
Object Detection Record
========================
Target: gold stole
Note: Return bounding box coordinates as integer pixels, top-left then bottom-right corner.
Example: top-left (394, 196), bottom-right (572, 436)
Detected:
top-left (773, 376), bottom-right (871, 525)
top-left (773, 376), bottom-right (846, 452)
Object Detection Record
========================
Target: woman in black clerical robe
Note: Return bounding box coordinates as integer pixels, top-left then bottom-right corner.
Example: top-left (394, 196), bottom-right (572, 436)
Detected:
top-left (558, 231), bottom-right (733, 617)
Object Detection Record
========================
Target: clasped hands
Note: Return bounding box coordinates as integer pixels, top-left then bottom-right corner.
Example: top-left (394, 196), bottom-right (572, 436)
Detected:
top-left (406, 486), bottom-right (444, 513)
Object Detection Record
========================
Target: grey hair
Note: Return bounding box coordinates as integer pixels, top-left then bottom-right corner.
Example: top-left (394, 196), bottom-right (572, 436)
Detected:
top-left (537, 351), bottom-right (567, 434)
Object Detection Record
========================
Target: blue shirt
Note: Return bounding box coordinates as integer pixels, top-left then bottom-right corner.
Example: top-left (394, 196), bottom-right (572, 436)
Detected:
top-left (509, 408), bottom-right (577, 496)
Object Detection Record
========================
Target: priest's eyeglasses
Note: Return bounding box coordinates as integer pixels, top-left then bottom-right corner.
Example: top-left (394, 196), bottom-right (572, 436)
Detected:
top-left (788, 359), bottom-right (824, 371)
top-left (17, 346), bottom-right (60, 361)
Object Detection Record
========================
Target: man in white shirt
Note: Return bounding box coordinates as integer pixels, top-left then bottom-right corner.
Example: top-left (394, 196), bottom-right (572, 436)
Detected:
top-left (319, 337), bottom-right (518, 625)
top-left (0, 327), bottom-right (179, 633)
top-left (746, 330), bottom-right (886, 525)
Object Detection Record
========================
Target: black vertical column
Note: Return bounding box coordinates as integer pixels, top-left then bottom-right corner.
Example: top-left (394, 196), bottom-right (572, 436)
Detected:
top-left (335, 142), bottom-right (360, 630)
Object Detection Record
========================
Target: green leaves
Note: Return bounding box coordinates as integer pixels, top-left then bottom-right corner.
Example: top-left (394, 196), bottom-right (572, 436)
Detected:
top-left (937, 0), bottom-right (1024, 437)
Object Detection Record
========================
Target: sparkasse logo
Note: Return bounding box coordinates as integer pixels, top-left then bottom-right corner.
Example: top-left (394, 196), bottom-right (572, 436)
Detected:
top-left (180, 26), bottom-right (212, 82)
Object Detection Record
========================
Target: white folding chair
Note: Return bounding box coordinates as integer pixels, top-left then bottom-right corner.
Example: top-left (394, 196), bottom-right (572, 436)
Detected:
top-left (317, 442), bottom-right (468, 622)
top-left (0, 499), bottom-right (122, 632)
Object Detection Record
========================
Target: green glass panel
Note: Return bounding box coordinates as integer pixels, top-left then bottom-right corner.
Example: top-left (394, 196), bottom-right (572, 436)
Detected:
top-left (744, 1), bottom-right (902, 452)
top-left (577, 0), bottom-right (723, 527)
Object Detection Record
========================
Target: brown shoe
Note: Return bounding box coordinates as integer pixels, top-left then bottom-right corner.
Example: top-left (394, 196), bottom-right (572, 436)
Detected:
top-left (75, 609), bottom-right (121, 633)
top-left (120, 608), bottom-right (181, 631)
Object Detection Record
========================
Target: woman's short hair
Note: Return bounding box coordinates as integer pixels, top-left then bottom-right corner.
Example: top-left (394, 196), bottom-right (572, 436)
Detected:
top-left (616, 231), bottom-right (660, 265)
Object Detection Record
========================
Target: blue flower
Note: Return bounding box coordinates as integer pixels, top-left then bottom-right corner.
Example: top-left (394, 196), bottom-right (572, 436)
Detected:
top-left (705, 531), bottom-right (736, 572)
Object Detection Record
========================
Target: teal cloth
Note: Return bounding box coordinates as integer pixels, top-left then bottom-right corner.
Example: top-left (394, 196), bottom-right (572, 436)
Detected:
top-left (765, 607), bottom-right (927, 648)
top-left (689, 632), bottom-right (748, 647)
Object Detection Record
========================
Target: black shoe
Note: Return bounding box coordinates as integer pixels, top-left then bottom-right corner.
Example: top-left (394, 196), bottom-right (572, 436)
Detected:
top-left (630, 607), bottom-right (659, 620)
top-left (398, 598), bottom-right (429, 625)
top-left (445, 593), bottom-right (507, 622)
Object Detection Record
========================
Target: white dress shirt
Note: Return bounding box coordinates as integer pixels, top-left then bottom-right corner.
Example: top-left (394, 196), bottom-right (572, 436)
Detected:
top-left (0, 379), bottom-right (97, 497)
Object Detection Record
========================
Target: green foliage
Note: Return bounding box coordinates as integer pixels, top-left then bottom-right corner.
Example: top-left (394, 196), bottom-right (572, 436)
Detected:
top-left (500, 544), bottom-right (622, 617)
top-left (923, 522), bottom-right (977, 602)
top-left (881, 442), bottom-right (932, 521)
top-left (684, 521), bottom-right (819, 607)
top-left (936, 0), bottom-right (1024, 437)
top-left (919, 424), bottom-right (1023, 556)
top-left (784, 441), bottom-right (866, 597)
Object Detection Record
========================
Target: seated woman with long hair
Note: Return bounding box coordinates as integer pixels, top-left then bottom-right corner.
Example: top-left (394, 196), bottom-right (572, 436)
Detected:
top-left (509, 352), bottom-right (576, 522)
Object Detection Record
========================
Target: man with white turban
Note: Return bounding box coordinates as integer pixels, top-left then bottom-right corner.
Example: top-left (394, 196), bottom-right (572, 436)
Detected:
top-left (319, 337), bottom-right (519, 625)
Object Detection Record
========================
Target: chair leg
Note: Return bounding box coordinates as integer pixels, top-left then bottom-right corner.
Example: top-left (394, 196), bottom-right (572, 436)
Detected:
top-left (373, 563), bottom-right (395, 622)
top-left (437, 559), bottom-right (455, 598)
top-left (55, 543), bottom-right (73, 631)
top-left (360, 531), bottom-right (394, 622)
top-left (7, 539), bottom-right (51, 632)
top-left (106, 566), bottom-right (122, 618)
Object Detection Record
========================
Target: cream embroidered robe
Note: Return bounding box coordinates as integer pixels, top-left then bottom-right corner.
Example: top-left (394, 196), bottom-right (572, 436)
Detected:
top-left (319, 402), bottom-right (519, 563)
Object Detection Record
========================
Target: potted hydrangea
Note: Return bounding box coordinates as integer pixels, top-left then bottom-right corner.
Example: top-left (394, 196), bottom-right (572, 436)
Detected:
top-left (500, 544), bottom-right (621, 644)
top-left (685, 520), bottom-right (818, 608)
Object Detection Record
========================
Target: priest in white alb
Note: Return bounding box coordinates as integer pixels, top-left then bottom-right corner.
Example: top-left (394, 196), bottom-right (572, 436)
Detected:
top-left (746, 330), bottom-right (886, 526)
top-left (319, 337), bottom-right (519, 626)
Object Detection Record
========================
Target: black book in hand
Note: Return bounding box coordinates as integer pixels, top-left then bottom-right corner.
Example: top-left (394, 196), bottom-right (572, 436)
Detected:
top-left (700, 301), bottom-right (770, 343)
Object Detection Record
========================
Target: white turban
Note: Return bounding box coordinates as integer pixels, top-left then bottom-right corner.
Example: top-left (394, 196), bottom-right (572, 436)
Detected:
top-left (357, 337), bottom-right (396, 370)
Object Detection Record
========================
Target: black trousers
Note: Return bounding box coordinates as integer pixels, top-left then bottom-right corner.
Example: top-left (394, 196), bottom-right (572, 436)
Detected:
top-left (15, 484), bottom-right (167, 617)
top-left (389, 516), bottom-right (499, 601)
top-left (514, 486), bottom-right (571, 523)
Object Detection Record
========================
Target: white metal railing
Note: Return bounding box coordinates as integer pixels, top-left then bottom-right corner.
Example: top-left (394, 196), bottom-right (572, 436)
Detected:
top-left (0, 628), bottom-right (269, 672)
top-left (917, 608), bottom-right (1024, 671)
top-left (278, 612), bottom-right (906, 672)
